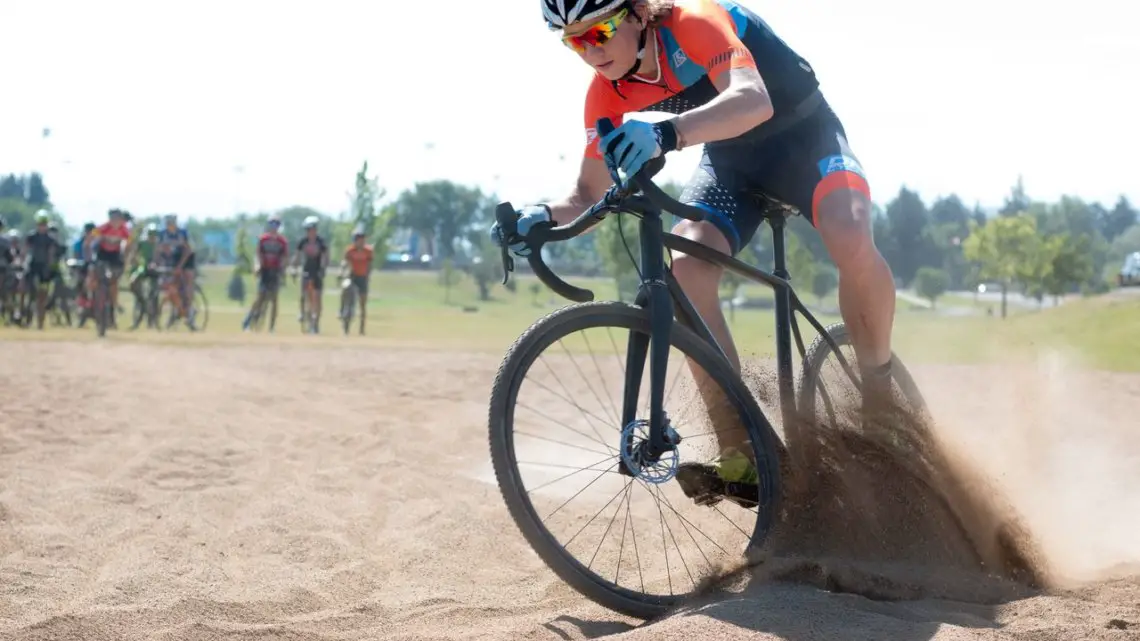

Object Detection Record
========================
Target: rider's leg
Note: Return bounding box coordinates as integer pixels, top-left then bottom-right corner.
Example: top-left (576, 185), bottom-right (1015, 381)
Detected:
top-left (816, 189), bottom-right (894, 367)
top-left (359, 292), bottom-right (367, 334)
top-left (811, 155), bottom-right (896, 411)
top-left (311, 279), bottom-right (322, 330)
top-left (268, 291), bottom-right (279, 331)
top-left (668, 220), bottom-right (752, 456)
top-left (34, 272), bottom-right (47, 327)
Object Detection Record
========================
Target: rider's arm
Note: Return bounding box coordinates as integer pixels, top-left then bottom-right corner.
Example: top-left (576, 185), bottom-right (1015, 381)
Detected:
top-left (545, 156), bottom-right (613, 226)
top-left (658, 1), bottom-right (773, 148)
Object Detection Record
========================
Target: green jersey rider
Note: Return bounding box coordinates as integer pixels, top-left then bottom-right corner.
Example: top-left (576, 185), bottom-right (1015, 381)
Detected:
top-left (490, 0), bottom-right (899, 504)
top-left (127, 223), bottom-right (160, 329)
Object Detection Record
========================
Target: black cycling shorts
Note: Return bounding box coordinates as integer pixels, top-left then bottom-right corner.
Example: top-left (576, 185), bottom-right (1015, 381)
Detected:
top-left (302, 267), bottom-right (324, 291)
top-left (349, 274), bottom-right (369, 297)
top-left (678, 100), bottom-right (872, 255)
top-left (258, 269), bottom-right (282, 294)
top-left (25, 262), bottom-right (53, 289)
top-left (94, 248), bottom-right (124, 271)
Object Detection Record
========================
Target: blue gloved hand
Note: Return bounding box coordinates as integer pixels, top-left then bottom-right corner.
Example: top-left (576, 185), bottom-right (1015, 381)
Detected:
top-left (599, 119), bottom-right (679, 185)
top-left (489, 204), bottom-right (552, 257)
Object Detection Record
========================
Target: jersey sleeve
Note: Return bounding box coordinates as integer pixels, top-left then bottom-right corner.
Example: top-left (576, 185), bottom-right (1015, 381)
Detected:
top-left (582, 77), bottom-right (625, 160)
top-left (669, 0), bottom-right (756, 82)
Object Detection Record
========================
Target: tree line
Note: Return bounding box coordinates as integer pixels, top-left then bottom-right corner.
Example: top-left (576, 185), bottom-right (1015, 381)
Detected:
top-left (3, 168), bottom-right (1136, 317)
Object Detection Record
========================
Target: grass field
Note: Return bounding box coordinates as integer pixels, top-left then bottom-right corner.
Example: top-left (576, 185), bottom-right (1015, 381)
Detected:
top-left (4, 264), bottom-right (1139, 371)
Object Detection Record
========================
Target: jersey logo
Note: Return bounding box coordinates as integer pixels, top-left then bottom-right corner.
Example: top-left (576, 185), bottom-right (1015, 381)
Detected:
top-left (585, 127), bottom-right (598, 144)
top-left (818, 154), bottom-right (865, 178)
top-left (672, 48), bottom-right (687, 67)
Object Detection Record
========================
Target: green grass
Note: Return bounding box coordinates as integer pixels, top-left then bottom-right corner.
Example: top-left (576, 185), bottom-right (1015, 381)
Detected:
top-left (4, 265), bottom-right (1138, 372)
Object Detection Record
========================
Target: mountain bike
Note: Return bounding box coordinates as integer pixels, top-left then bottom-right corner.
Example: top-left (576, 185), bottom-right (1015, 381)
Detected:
top-left (155, 267), bottom-right (209, 332)
top-left (131, 266), bottom-right (162, 330)
top-left (90, 259), bottom-right (116, 338)
top-left (487, 119), bottom-right (929, 620)
top-left (297, 270), bottom-right (321, 334)
top-left (338, 275), bottom-right (359, 336)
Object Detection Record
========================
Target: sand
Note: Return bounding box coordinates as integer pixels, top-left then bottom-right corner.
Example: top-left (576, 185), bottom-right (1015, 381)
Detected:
top-left (0, 340), bottom-right (1137, 640)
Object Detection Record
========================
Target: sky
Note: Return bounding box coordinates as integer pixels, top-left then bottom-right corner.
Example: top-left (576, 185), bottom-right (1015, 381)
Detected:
top-left (1, 0), bottom-right (1137, 227)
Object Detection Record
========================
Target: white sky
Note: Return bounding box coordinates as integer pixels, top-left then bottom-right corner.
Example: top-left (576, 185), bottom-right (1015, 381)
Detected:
top-left (1, 0), bottom-right (1137, 227)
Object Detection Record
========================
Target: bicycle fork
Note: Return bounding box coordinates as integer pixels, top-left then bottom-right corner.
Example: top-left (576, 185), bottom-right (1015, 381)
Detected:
top-left (618, 214), bottom-right (681, 477)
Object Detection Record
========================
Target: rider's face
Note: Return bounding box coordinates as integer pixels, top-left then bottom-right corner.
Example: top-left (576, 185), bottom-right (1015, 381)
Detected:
top-left (306, 227), bottom-right (317, 237)
top-left (563, 6), bottom-right (645, 81)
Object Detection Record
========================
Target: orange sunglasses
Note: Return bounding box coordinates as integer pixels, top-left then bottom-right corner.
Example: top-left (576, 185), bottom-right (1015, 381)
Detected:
top-left (561, 7), bottom-right (630, 53)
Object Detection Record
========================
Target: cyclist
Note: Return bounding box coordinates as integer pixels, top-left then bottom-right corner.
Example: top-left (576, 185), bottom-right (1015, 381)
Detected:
top-left (156, 214), bottom-right (198, 329)
top-left (4, 228), bottom-right (24, 321)
top-left (242, 214), bottom-right (289, 332)
top-left (87, 208), bottom-right (132, 327)
top-left (339, 226), bottom-right (374, 335)
top-left (0, 219), bottom-right (15, 317)
top-left (70, 222), bottom-right (97, 315)
top-left (23, 211), bottom-right (63, 328)
top-left (491, 0), bottom-right (899, 503)
top-left (291, 215), bottom-right (328, 333)
top-left (127, 223), bottom-right (160, 329)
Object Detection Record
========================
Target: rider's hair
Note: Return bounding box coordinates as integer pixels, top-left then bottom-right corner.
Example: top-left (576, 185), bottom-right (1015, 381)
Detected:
top-left (639, 0), bottom-right (674, 25)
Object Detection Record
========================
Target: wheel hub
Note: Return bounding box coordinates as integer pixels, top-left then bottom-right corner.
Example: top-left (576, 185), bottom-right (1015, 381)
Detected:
top-left (620, 419), bottom-right (680, 484)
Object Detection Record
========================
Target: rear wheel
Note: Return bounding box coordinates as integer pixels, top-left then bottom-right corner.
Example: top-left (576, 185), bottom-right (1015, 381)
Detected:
top-left (93, 270), bottom-right (111, 338)
top-left (489, 301), bottom-right (783, 619)
top-left (340, 282), bottom-right (356, 335)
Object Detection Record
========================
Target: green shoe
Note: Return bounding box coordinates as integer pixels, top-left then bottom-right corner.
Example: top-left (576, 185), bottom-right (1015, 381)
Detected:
top-left (675, 447), bottom-right (759, 508)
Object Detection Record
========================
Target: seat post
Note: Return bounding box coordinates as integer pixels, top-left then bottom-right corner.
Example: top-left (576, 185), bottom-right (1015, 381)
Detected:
top-left (768, 216), bottom-right (789, 281)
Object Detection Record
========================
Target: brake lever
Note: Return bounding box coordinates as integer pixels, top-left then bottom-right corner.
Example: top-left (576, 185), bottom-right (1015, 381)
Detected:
top-left (495, 202), bottom-right (519, 285)
top-left (500, 244), bottom-right (514, 285)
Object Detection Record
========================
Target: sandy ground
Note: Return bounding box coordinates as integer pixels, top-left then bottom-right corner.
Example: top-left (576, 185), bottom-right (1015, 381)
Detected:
top-left (1, 340), bottom-right (1138, 640)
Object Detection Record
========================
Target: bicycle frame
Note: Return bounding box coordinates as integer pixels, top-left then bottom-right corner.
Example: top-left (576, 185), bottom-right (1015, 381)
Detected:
top-left (623, 209), bottom-right (860, 448)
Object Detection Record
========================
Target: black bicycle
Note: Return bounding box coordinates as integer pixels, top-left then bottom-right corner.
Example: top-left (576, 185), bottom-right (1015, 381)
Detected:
top-left (487, 119), bottom-right (929, 619)
top-left (90, 259), bottom-right (116, 338)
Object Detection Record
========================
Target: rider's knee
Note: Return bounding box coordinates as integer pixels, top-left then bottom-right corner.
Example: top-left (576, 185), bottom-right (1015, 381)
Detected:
top-left (669, 220), bottom-right (729, 295)
top-left (815, 188), bottom-right (876, 269)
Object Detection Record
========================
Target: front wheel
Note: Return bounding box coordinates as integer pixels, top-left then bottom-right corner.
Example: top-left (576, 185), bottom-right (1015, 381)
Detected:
top-left (489, 301), bottom-right (783, 620)
top-left (340, 282), bottom-right (356, 336)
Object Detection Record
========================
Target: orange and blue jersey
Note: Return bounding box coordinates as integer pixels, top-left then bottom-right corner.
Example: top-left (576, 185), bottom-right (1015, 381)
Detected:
top-left (582, 0), bottom-right (821, 160)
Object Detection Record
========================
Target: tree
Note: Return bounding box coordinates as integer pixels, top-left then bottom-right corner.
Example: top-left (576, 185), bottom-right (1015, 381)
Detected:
top-left (1101, 196), bottom-right (1138, 243)
top-left (881, 186), bottom-right (933, 285)
top-left (1039, 233), bottom-right (1095, 304)
top-left (913, 266), bottom-right (949, 309)
top-left (394, 180), bottom-right (493, 263)
top-left (962, 213), bottom-right (1041, 318)
top-left (25, 173), bottom-right (50, 208)
top-left (1000, 176), bottom-right (1031, 216)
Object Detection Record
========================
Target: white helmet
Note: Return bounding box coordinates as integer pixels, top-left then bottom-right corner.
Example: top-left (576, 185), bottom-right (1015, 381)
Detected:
top-left (302, 215), bottom-right (319, 229)
top-left (542, 0), bottom-right (625, 29)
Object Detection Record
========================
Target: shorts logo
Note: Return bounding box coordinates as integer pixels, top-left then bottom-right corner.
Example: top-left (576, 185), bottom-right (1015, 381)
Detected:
top-left (585, 127), bottom-right (598, 144)
top-left (818, 154), bottom-right (865, 178)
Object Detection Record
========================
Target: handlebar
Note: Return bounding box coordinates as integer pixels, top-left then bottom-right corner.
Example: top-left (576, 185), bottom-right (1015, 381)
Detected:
top-left (496, 117), bottom-right (711, 302)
